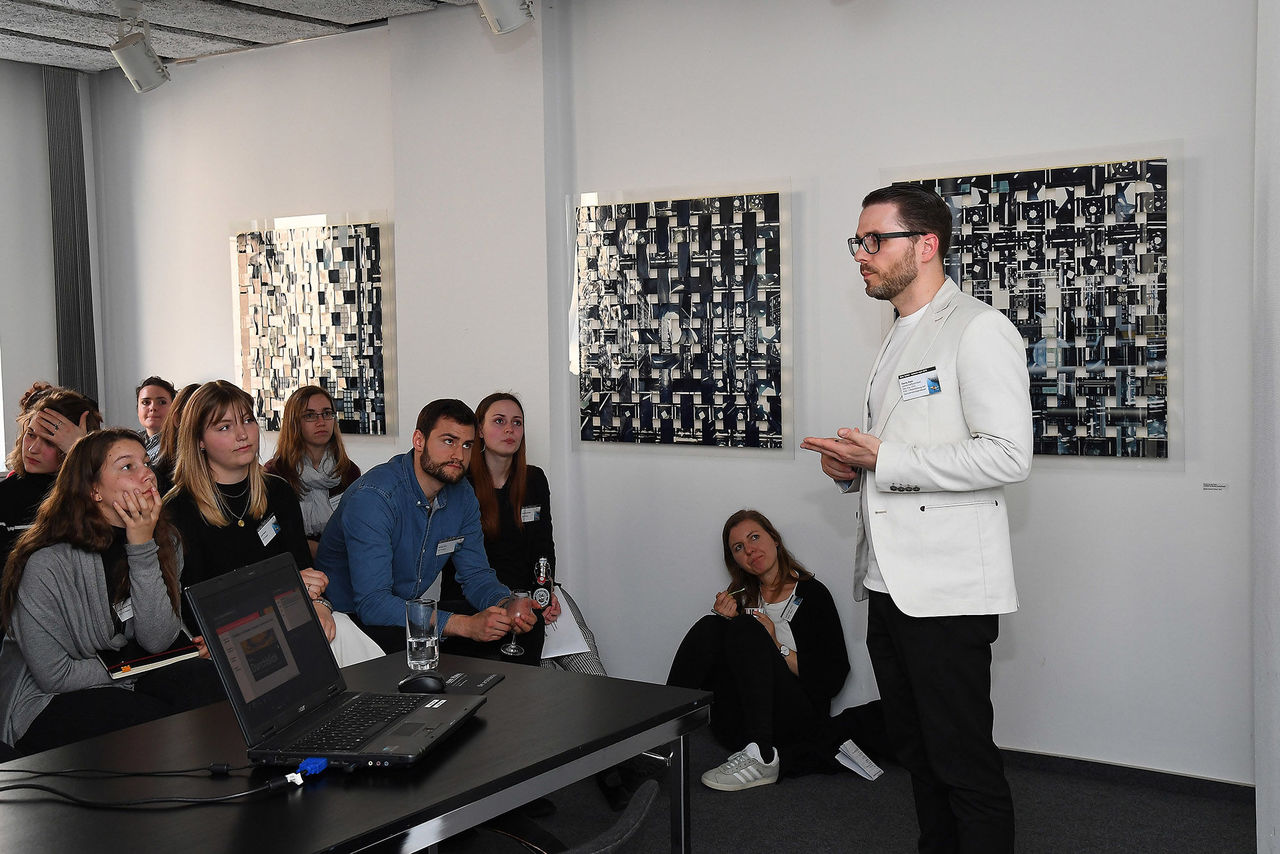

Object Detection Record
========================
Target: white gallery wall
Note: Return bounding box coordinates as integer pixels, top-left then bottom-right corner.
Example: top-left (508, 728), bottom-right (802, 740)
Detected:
top-left (0, 60), bottom-right (58, 447)
top-left (0, 0), bottom-right (1260, 793)
top-left (545, 0), bottom-right (1257, 786)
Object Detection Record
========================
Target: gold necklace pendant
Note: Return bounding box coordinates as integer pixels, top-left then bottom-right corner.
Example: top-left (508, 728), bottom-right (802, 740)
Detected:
top-left (237, 519), bottom-right (245, 527)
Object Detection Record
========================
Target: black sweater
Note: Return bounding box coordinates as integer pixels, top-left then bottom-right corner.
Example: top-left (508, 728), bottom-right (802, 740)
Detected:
top-left (0, 473), bottom-right (55, 567)
top-left (441, 465), bottom-right (555, 603)
top-left (167, 475), bottom-right (312, 623)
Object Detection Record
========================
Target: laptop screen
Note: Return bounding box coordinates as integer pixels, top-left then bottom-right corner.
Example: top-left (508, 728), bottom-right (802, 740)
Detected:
top-left (185, 553), bottom-right (344, 747)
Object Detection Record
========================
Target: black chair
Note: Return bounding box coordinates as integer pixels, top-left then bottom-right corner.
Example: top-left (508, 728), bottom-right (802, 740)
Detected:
top-left (442, 779), bottom-right (661, 854)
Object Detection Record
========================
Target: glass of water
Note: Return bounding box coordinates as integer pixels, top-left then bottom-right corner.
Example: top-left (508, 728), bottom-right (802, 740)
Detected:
top-left (406, 598), bottom-right (439, 671)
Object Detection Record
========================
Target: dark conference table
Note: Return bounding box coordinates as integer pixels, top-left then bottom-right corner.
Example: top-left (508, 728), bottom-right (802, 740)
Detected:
top-left (0, 653), bottom-right (711, 853)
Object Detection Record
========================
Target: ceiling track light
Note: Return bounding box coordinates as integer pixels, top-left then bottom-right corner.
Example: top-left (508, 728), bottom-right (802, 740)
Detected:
top-left (110, 0), bottom-right (170, 93)
top-left (476, 0), bottom-right (535, 35)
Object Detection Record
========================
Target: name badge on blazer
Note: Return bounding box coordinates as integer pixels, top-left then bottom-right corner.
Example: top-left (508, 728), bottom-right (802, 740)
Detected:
top-left (436, 537), bottom-right (464, 556)
top-left (899, 366), bottom-right (942, 401)
top-left (520, 505), bottom-right (542, 523)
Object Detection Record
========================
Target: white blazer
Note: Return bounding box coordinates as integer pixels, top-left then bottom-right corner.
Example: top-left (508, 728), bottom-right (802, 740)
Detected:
top-left (850, 279), bottom-right (1033, 617)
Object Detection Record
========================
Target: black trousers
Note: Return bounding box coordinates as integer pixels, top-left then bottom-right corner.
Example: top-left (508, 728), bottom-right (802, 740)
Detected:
top-left (667, 614), bottom-right (820, 760)
top-left (866, 591), bottom-right (1014, 854)
top-left (16, 657), bottom-right (225, 755)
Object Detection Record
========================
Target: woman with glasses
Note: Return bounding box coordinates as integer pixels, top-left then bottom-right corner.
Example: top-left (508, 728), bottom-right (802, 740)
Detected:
top-left (265, 386), bottom-right (360, 557)
top-left (166, 381), bottom-right (380, 667)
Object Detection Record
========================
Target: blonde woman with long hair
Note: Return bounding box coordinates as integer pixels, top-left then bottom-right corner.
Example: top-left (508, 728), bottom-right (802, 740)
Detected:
top-left (165, 381), bottom-right (381, 667)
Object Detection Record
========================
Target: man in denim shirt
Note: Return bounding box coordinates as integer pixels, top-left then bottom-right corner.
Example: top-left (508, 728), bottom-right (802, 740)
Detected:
top-left (317, 399), bottom-right (535, 652)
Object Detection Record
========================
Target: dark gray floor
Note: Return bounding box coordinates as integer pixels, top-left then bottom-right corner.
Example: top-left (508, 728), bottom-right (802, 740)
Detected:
top-left (448, 729), bottom-right (1256, 853)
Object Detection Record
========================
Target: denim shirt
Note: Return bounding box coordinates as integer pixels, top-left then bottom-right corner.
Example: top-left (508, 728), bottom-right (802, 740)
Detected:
top-left (316, 451), bottom-right (509, 634)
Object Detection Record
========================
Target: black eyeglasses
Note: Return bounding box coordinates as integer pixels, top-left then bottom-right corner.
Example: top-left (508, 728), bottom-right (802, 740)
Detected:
top-left (847, 231), bottom-right (926, 256)
top-left (301, 410), bottom-right (336, 423)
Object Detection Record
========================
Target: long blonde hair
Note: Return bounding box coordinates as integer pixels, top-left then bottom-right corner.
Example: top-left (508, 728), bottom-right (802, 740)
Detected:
top-left (168, 381), bottom-right (268, 526)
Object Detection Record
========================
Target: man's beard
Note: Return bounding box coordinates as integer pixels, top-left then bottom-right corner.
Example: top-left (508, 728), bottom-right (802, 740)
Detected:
top-left (863, 249), bottom-right (917, 301)
top-left (421, 456), bottom-right (466, 484)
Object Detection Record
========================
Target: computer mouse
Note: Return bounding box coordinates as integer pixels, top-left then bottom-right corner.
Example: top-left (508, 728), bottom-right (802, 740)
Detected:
top-left (398, 671), bottom-right (446, 694)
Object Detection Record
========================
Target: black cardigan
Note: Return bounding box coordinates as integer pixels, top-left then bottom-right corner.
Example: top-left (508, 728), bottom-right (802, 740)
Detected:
top-left (776, 576), bottom-right (851, 712)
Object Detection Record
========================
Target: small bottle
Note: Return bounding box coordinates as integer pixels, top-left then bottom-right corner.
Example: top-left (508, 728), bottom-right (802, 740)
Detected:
top-left (532, 557), bottom-right (553, 608)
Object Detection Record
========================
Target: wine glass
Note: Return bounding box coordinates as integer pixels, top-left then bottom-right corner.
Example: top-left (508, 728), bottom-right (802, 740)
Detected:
top-left (501, 589), bottom-right (532, 657)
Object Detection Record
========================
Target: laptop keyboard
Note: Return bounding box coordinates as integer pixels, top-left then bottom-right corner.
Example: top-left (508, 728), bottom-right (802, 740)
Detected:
top-left (286, 693), bottom-right (431, 752)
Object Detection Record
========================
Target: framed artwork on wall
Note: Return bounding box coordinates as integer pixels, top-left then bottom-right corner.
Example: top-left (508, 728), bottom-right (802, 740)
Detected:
top-left (572, 191), bottom-right (786, 449)
top-left (230, 216), bottom-right (394, 436)
top-left (905, 159), bottom-right (1168, 458)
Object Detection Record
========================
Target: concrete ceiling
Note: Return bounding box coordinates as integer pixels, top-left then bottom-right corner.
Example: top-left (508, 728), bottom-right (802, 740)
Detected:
top-left (0, 0), bottom-right (478, 73)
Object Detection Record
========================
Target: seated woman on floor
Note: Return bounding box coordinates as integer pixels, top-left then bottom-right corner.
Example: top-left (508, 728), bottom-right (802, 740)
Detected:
top-left (264, 385), bottom-right (361, 559)
top-left (1, 385), bottom-right (102, 566)
top-left (165, 380), bottom-right (381, 667)
top-left (440, 392), bottom-right (605, 673)
top-left (0, 428), bottom-right (222, 755)
top-left (668, 508), bottom-right (868, 791)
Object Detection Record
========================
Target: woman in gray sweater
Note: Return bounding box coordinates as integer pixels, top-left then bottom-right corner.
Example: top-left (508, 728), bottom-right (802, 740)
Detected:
top-left (0, 428), bottom-right (218, 754)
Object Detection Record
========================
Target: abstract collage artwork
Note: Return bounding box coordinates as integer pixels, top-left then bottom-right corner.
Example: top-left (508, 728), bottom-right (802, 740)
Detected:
top-left (907, 159), bottom-right (1168, 457)
top-left (232, 222), bottom-right (388, 435)
top-left (574, 193), bottom-right (783, 447)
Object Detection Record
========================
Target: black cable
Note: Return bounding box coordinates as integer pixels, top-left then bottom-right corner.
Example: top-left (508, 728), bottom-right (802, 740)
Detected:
top-left (0, 762), bottom-right (252, 779)
top-left (0, 776), bottom-right (296, 808)
top-left (0, 758), bottom-right (327, 809)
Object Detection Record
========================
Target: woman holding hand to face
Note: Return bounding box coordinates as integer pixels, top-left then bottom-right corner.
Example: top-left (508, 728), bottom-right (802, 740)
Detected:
top-left (0, 429), bottom-right (219, 754)
top-left (0, 386), bottom-right (102, 566)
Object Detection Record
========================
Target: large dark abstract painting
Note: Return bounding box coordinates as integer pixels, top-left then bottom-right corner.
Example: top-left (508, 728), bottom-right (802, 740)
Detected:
top-left (907, 159), bottom-right (1168, 458)
top-left (575, 193), bottom-right (783, 447)
top-left (233, 222), bottom-right (388, 435)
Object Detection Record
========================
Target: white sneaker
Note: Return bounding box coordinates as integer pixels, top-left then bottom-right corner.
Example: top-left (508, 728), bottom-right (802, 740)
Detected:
top-left (700, 742), bottom-right (780, 791)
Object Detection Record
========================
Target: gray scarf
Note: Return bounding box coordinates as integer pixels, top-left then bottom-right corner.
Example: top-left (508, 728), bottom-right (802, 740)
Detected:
top-left (298, 450), bottom-right (341, 537)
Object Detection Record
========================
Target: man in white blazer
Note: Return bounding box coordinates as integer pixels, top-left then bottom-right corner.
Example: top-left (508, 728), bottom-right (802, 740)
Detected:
top-left (803, 184), bottom-right (1032, 853)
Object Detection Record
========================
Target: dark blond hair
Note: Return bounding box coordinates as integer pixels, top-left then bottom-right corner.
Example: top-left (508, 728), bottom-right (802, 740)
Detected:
top-left (156, 383), bottom-right (200, 470)
top-left (2, 429), bottom-right (181, 630)
top-left (266, 385), bottom-right (354, 496)
top-left (169, 381), bottom-right (267, 527)
top-left (720, 509), bottom-right (813, 608)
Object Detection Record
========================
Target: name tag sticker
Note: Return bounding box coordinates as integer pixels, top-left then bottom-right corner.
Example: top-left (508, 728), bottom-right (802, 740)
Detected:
top-left (257, 515), bottom-right (280, 546)
top-left (520, 505), bottom-right (542, 523)
top-left (899, 366), bottom-right (942, 401)
top-left (781, 596), bottom-right (802, 622)
top-left (114, 597), bottom-right (134, 623)
top-left (436, 537), bottom-right (463, 556)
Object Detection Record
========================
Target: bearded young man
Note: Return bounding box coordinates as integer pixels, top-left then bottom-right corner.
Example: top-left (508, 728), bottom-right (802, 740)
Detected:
top-left (317, 398), bottom-right (535, 653)
top-left (803, 184), bottom-right (1033, 853)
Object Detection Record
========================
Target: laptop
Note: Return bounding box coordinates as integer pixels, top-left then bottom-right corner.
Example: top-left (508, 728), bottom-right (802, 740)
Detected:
top-left (184, 553), bottom-right (485, 768)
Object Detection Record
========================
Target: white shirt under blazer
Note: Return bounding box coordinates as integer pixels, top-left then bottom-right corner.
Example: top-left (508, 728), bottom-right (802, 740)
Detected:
top-left (849, 278), bottom-right (1033, 618)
